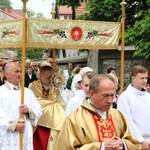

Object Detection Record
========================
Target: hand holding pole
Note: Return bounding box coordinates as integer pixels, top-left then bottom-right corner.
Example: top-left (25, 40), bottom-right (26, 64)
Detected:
top-left (20, 0), bottom-right (28, 149)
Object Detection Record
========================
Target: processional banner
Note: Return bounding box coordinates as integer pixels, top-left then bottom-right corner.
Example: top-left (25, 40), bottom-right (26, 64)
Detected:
top-left (0, 18), bottom-right (121, 49)
top-left (0, 19), bottom-right (22, 48)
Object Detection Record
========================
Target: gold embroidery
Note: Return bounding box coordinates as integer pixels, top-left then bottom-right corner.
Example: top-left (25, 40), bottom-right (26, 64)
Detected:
top-left (93, 114), bottom-right (116, 142)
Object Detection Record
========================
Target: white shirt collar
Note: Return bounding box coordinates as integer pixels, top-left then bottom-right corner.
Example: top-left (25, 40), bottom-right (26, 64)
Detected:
top-left (88, 98), bottom-right (107, 119)
top-left (6, 81), bottom-right (20, 90)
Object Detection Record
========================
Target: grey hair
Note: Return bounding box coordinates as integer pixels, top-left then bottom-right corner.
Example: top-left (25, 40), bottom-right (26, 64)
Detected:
top-left (4, 62), bottom-right (19, 73)
top-left (108, 73), bottom-right (118, 88)
top-left (89, 74), bottom-right (115, 93)
top-left (3, 63), bottom-right (10, 72)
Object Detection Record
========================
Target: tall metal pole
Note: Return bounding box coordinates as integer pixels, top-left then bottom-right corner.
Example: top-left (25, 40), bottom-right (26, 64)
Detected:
top-left (120, 0), bottom-right (127, 92)
top-left (51, 2), bottom-right (57, 69)
top-left (20, 0), bottom-right (28, 149)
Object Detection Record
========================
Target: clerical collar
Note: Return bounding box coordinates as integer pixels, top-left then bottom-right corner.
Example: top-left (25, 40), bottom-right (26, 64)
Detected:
top-left (42, 84), bottom-right (50, 90)
top-left (87, 98), bottom-right (107, 119)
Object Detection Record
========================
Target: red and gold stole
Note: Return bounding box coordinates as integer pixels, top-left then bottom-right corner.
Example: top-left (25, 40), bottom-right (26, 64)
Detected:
top-left (92, 113), bottom-right (117, 147)
top-left (42, 86), bottom-right (49, 97)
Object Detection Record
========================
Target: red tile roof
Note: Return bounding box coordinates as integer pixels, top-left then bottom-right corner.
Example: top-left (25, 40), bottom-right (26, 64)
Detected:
top-left (58, 2), bottom-right (88, 17)
top-left (58, 6), bottom-right (72, 15)
top-left (0, 8), bottom-right (22, 19)
top-left (76, 2), bottom-right (88, 16)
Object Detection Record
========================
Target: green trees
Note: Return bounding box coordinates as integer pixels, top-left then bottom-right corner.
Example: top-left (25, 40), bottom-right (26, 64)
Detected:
top-left (15, 49), bottom-right (44, 61)
top-left (125, 1), bottom-right (150, 58)
top-left (36, 12), bottom-right (45, 18)
top-left (0, 0), bottom-right (12, 8)
top-left (27, 9), bottom-right (45, 18)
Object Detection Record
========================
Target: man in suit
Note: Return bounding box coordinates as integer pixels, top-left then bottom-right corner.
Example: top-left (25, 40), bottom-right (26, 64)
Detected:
top-left (25, 66), bottom-right (37, 87)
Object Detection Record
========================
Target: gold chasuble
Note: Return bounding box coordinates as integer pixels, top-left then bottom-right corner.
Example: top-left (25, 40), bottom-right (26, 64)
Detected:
top-left (56, 99), bottom-right (141, 150)
top-left (30, 80), bottom-right (66, 150)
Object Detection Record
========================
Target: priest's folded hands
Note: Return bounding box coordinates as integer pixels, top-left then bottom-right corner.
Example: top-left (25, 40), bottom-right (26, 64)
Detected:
top-left (104, 136), bottom-right (124, 150)
top-left (141, 141), bottom-right (150, 150)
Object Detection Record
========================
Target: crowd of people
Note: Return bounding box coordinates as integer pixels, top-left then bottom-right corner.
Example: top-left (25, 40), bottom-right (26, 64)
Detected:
top-left (0, 58), bottom-right (150, 150)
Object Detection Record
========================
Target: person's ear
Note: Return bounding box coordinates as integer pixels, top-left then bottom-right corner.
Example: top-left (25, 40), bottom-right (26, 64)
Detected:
top-left (131, 76), bottom-right (135, 81)
top-left (4, 72), bottom-right (8, 80)
top-left (89, 90), bottom-right (94, 98)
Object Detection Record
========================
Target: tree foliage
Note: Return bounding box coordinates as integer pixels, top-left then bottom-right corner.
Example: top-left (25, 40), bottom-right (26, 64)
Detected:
top-left (15, 49), bottom-right (44, 61)
top-left (83, 0), bottom-right (150, 58)
top-left (56, 0), bottom-right (82, 8)
top-left (125, 1), bottom-right (150, 58)
top-left (36, 12), bottom-right (44, 18)
top-left (27, 10), bottom-right (36, 18)
top-left (0, 0), bottom-right (12, 8)
top-left (27, 9), bottom-right (45, 18)
top-left (77, 0), bottom-right (149, 27)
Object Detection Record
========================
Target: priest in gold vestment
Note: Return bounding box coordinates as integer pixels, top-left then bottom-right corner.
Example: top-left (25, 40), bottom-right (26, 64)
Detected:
top-left (30, 66), bottom-right (66, 150)
top-left (56, 74), bottom-right (141, 150)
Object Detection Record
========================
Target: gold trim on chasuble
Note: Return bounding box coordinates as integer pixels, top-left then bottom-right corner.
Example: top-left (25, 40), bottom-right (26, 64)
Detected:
top-left (92, 114), bottom-right (117, 143)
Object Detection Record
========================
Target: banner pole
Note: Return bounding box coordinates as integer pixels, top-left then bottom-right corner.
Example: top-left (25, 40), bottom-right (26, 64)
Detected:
top-left (51, 2), bottom-right (57, 69)
top-left (120, 0), bottom-right (127, 92)
top-left (19, 1), bottom-right (28, 150)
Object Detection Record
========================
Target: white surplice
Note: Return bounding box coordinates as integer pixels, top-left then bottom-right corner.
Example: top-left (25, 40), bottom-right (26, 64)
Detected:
top-left (65, 90), bottom-right (86, 118)
top-left (0, 82), bottom-right (42, 150)
top-left (0, 105), bottom-right (9, 137)
top-left (117, 84), bottom-right (150, 142)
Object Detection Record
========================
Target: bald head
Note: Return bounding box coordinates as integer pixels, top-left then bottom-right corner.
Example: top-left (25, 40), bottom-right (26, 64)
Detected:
top-left (89, 74), bottom-right (116, 111)
top-left (40, 61), bottom-right (51, 68)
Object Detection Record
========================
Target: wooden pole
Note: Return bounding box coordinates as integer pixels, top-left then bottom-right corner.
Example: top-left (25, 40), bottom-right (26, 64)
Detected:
top-left (120, 0), bottom-right (127, 92)
top-left (19, 0), bottom-right (28, 150)
top-left (51, 2), bottom-right (57, 69)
